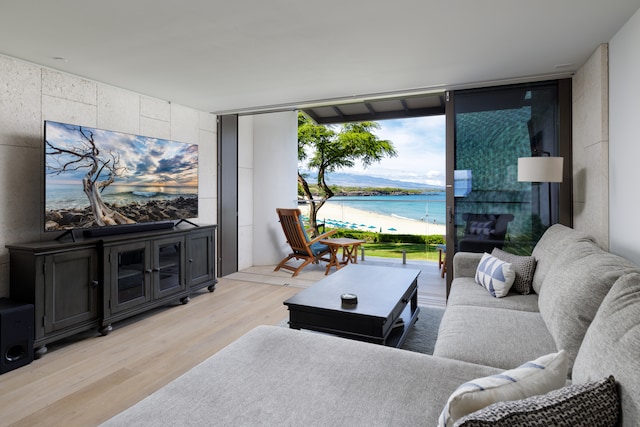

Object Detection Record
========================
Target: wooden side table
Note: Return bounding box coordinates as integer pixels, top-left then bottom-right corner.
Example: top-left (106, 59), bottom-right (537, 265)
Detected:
top-left (320, 238), bottom-right (366, 274)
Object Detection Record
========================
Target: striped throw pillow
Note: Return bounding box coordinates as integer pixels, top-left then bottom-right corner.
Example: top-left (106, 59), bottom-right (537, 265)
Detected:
top-left (438, 350), bottom-right (568, 427)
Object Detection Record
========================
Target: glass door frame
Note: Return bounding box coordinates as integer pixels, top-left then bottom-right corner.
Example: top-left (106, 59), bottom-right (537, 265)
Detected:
top-left (444, 80), bottom-right (572, 297)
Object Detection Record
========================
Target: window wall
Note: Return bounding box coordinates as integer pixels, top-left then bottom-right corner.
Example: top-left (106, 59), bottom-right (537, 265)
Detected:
top-left (447, 81), bottom-right (572, 257)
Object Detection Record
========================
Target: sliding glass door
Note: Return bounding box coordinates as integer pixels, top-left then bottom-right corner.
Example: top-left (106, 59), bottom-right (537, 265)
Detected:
top-left (445, 80), bottom-right (571, 292)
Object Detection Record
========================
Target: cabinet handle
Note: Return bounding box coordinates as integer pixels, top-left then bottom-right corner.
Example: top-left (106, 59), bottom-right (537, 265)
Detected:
top-left (91, 280), bottom-right (99, 288)
top-left (153, 267), bottom-right (160, 272)
top-left (145, 269), bottom-right (153, 274)
top-left (188, 259), bottom-right (193, 263)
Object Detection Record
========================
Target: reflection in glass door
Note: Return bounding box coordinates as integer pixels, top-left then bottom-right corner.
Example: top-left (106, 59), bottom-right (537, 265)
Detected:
top-left (449, 81), bottom-right (570, 258)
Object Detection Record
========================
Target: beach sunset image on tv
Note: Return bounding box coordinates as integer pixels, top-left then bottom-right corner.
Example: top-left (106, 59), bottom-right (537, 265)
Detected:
top-left (44, 121), bottom-right (198, 231)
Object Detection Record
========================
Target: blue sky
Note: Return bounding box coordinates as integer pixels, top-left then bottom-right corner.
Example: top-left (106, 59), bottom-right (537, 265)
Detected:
top-left (345, 115), bottom-right (446, 187)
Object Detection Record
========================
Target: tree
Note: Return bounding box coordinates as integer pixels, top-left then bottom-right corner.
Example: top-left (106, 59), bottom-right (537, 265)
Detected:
top-left (46, 125), bottom-right (136, 226)
top-left (298, 112), bottom-right (397, 234)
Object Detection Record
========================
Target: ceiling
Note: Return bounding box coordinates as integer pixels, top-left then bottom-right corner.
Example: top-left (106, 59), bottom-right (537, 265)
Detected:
top-left (1, 1), bottom-right (639, 117)
top-left (303, 93), bottom-right (446, 124)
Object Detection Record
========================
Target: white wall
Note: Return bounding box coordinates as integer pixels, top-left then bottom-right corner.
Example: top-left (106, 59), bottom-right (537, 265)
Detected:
top-left (237, 111), bottom-right (298, 269)
top-left (609, 8), bottom-right (640, 264)
top-left (0, 54), bottom-right (217, 298)
top-left (251, 112), bottom-right (298, 266)
top-left (572, 44), bottom-right (609, 249)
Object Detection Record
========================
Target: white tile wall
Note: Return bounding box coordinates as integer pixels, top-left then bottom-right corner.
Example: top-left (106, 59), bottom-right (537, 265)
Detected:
top-left (97, 85), bottom-right (141, 134)
top-left (141, 96), bottom-right (171, 121)
top-left (0, 58), bottom-right (41, 148)
top-left (0, 54), bottom-right (217, 298)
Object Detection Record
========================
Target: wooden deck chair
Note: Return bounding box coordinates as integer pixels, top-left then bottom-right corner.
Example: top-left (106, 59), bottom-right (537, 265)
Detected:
top-left (274, 208), bottom-right (337, 277)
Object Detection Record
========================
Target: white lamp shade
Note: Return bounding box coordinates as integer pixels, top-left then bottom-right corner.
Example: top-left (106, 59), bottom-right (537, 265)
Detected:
top-left (518, 157), bottom-right (563, 183)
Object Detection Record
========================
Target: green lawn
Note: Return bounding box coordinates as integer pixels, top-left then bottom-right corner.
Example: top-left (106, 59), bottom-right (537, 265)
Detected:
top-left (361, 242), bottom-right (441, 262)
top-left (316, 227), bottom-right (444, 262)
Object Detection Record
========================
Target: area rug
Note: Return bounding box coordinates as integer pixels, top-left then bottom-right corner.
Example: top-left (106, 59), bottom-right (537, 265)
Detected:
top-left (400, 306), bottom-right (445, 355)
top-left (277, 305), bottom-right (444, 355)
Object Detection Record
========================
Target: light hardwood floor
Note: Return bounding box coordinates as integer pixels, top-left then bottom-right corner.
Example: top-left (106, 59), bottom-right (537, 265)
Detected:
top-left (0, 259), bottom-right (446, 427)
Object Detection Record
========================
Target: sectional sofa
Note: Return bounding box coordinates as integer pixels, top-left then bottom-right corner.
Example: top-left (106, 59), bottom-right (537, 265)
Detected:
top-left (102, 224), bottom-right (640, 426)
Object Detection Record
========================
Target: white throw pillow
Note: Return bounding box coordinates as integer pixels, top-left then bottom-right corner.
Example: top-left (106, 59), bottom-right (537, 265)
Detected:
top-left (438, 350), bottom-right (568, 427)
top-left (475, 252), bottom-right (516, 297)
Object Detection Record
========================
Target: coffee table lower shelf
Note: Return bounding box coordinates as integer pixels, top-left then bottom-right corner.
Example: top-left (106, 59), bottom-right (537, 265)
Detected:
top-left (385, 303), bottom-right (421, 348)
top-left (288, 302), bottom-right (420, 348)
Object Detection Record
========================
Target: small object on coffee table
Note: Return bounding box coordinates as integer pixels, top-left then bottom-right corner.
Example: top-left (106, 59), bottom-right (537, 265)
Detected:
top-left (341, 293), bottom-right (358, 305)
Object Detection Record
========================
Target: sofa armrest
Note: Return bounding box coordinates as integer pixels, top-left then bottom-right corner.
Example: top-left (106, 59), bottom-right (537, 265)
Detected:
top-left (453, 252), bottom-right (484, 279)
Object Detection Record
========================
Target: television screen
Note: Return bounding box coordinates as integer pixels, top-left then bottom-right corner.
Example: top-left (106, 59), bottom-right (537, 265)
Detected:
top-left (44, 121), bottom-right (198, 232)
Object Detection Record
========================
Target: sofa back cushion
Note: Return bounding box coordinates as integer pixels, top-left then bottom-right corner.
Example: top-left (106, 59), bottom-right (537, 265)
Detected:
top-left (531, 224), bottom-right (594, 294)
top-left (538, 239), bottom-right (638, 373)
top-left (573, 273), bottom-right (640, 427)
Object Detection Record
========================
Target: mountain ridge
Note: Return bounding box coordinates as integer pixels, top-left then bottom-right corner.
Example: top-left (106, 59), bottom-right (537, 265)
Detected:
top-left (300, 171), bottom-right (444, 191)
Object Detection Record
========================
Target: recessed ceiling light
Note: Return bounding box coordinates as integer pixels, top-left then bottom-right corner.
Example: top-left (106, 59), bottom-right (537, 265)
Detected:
top-left (554, 63), bottom-right (573, 69)
top-left (52, 57), bottom-right (68, 62)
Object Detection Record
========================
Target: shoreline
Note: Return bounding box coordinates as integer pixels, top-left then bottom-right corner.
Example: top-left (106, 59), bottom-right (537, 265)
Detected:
top-left (45, 197), bottom-right (198, 231)
top-left (299, 201), bottom-right (446, 236)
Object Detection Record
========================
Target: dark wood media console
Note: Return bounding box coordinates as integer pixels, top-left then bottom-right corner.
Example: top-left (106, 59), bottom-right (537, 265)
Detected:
top-left (6, 224), bottom-right (217, 357)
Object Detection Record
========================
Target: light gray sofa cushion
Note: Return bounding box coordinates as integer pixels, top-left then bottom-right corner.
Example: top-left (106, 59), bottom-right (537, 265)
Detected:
top-left (453, 251), bottom-right (484, 280)
top-left (573, 273), bottom-right (640, 427)
top-left (538, 239), bottom-right (638, 373)
top-left (447, 278), bottom-right (539, 312)
top-left (530, 224), bottom-right (594, 294)
top-left (101, 325), bottom-right (504, 427)
top-left (433, 306), bottom-right (557, 370)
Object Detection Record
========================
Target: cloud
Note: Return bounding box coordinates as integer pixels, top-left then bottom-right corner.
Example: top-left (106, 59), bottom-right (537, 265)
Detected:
top-left (348, 115), bottom-right (446, 186)
top-left (45, 121), bottom-right (198, 187)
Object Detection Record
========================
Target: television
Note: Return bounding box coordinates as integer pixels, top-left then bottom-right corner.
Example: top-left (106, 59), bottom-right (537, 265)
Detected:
top-left (44, 121), bottom-right (198, 236)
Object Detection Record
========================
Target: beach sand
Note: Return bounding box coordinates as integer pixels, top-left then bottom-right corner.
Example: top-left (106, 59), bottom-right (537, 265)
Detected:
top-left (300, 201), bottom-right (446, 236)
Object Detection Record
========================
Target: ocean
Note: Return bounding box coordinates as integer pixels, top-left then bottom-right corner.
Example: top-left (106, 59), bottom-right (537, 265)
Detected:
top-left (45, 183), bottom-right (198, 211)
top-left (328, 193), bottom-right (446, 225)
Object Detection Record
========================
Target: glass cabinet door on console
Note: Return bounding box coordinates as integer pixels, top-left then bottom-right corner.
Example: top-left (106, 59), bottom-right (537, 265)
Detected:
top-left (103, 235), bottom-right (187, 323)
top-left (106, 241), bottom-right (152, 314)
top-left (154, 236), bottom-right (186, 299)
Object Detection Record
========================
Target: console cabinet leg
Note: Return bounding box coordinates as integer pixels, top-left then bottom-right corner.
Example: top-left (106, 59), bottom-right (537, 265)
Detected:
top-left (34, 346), bottom-right (47, 359)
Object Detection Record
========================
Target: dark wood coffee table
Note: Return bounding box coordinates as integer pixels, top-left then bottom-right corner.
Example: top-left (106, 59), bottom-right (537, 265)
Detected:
top-left (283, 264), bottom-right (420, 348)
